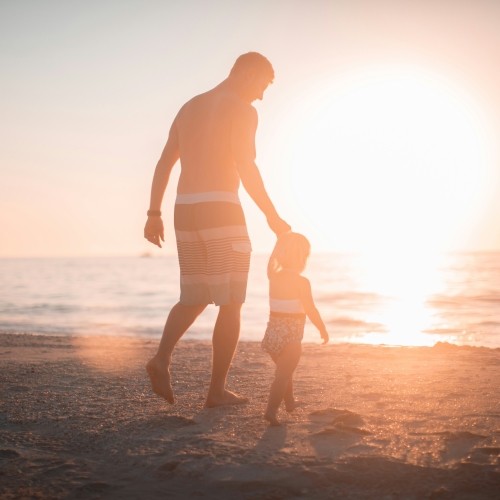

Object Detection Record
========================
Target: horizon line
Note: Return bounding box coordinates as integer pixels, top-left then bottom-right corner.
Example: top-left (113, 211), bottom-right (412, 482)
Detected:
top-left (2, 249), bottom-right (500, 259)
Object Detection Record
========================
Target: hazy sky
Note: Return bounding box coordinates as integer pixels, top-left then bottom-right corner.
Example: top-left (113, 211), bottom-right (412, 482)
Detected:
top-left (1, 0), bottom-right (500, 257)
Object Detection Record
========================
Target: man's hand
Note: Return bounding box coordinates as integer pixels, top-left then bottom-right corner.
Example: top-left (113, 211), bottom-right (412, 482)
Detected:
top-left (267, 214), bottom-right (291, 237)
top-left (144, 216), bottom-right (165, 248)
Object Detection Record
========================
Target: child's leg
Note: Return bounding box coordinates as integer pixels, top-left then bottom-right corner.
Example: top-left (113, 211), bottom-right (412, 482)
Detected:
top-left (271, 355), bottom-right (300, 412)
top-left (284, 378), bottom-right (295, 408)
top-left (264, 343), bottom-right (301, 426)
top-left (284, 378), bottom-right (302, 412)
top-left (284, 379), bottom-right (304, 412)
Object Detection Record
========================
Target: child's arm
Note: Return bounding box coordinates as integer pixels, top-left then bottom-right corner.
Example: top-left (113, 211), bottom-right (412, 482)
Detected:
top-left (299, 277), bottom-right (329, 344)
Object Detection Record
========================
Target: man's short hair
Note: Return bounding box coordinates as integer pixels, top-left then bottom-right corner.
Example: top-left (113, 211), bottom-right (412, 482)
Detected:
top-left (230, 52), bottom-right (274, 83)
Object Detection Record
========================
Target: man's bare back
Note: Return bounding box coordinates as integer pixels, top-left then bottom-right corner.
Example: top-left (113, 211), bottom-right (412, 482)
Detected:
top-left (175, 86), bottom-right (254, 195)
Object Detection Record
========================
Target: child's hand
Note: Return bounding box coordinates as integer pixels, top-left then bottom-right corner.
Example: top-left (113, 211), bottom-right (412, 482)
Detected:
top-left (320, 329), bottom-right (329, 345)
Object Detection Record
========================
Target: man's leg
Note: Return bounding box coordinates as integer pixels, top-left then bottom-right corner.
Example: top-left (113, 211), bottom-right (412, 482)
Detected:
top-left (146, 301), bottom-right (206, 403)
top-left (205, 301), bottom-right (248, 407)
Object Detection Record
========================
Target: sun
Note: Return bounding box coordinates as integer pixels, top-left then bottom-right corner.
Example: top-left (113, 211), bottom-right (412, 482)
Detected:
top-left (276, 67), bottom-right (492, 254)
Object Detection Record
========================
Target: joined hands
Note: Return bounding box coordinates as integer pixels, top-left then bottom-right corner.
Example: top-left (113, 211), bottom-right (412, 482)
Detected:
top-left (267, 214), bottom-right (291, 237)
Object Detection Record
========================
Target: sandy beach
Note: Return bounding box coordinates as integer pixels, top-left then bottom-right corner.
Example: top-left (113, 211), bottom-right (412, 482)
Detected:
top-left (1, 333), bottom-right (499, 499)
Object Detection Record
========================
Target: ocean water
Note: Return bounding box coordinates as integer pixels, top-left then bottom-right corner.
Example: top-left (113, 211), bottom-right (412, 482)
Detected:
top-left (1, 252), bottom-right (500, 348)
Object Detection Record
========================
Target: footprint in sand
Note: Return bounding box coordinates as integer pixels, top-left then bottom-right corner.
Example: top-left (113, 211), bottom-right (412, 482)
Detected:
top-left (312, 427), bottom-right (337, 436)
top-left (309, 409), bottom-right (365, 426)
top-left (159, 460), bottom-right (181, 472)
top-left (467, 446), bottom-right (500, 464)
top-left (444, 431), bottom-right (488, 440)
top-left (312, 424), bottom-right (371, 436)
top-left (309, 409), bottom-right (370, 436)
top-left (331, 413), bottom-right (364, 426)
top-left (0, 449), bottom-right (21, 459)
top-left (309, 408), bottom-right (354, 418)
top-left (409, 431), bottom-right (487, 440)
top-left (334, 423), bottom-right (372, 435)
top-left (44, 463), bottom-right (77, 478)
top-left (410, 430), bottom-right (489, 463)
top-left (476, 447), bottom-right (500, 455)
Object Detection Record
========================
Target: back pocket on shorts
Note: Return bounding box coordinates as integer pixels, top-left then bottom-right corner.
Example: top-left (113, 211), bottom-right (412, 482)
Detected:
top-left (232, 241), bottom-right (252, 253)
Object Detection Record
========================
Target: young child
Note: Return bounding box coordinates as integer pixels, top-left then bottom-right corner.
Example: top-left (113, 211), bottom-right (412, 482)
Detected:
top-left (262, 232), bottom-right (329, 426)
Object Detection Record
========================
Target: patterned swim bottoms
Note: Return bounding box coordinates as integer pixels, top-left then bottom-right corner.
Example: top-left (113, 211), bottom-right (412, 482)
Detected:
top-left (174, 192), bottom-right (252, 306)
top-left (261, 315), bottom-right (306, 359)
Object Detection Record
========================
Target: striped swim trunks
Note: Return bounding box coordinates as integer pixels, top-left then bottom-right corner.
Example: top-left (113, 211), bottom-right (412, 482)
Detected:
top-left (174, 192), bottom-right (252, 306)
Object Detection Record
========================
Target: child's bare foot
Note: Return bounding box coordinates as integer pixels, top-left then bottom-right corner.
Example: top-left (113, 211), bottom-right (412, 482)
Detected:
top-left (264, 412), bottom-right (282, 426)
top-left (285, 399), bottom-right (304, 413)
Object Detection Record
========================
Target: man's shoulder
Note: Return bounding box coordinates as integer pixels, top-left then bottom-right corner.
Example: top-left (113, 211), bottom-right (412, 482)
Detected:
top-left (176, 89), bottom-right (256, 127)
top-left (231, 99), bottom-right (257, 125)
top-left (178, 89), bottom-right (252, 111)
top-left (236, 99), bottom-right (257, 114)
top-left (212, 90), bottom-right (256, 118)
top-left (177, 92), bottom-right (208, 116)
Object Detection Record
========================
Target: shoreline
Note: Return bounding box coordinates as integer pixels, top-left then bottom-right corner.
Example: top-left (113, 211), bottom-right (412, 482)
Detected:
top-left (1, 333), bottom-right (499, 499)
top-left (2, 330), bottom-right (499, 351)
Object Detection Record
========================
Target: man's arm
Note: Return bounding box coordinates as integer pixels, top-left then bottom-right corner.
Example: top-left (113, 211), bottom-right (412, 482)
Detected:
top-left (231, 104), bottom-right (290, 236)
top-left (144, 121), bottom-right (180, 248)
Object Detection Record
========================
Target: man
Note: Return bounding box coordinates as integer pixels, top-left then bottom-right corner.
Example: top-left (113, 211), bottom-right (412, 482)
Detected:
top-left (144, 52), bottom-right (290, 407)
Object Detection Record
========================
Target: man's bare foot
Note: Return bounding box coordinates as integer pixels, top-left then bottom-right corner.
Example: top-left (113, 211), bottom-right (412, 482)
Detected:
top-left (146, 358), bottom-right (175, 404)
top-left (205, 389), bottom-right (249, 408)
top-left (264, 412), bottom-right (282, 426)
top-left (285, 399), bottom-right (304, 413)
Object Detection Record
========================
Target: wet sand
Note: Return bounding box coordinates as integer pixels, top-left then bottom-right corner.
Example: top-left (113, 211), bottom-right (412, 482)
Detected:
top-left (1, 333), bottom-right (499, 499)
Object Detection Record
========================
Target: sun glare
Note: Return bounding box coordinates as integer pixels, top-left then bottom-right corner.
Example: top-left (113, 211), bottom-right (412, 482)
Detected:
top-left (328, 251), bottom-right (470, 347)
top-left (268, 67), bottom-right (495, 346)
top-left (349, 252), bottom-right (448, 346)
top-left (277, 67), bottom-right (492, 254)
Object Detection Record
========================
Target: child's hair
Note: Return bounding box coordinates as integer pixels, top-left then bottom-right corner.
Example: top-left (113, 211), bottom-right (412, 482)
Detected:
top-left (267, 232), bottom-right (311, 279)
